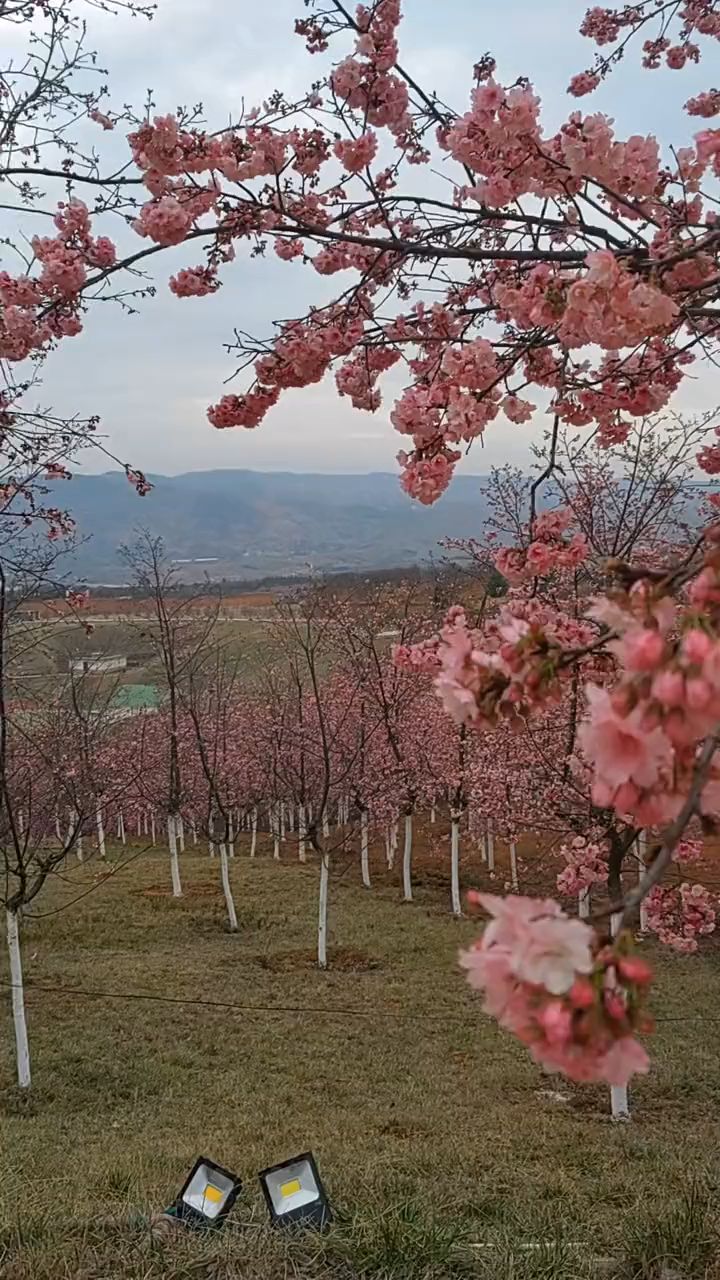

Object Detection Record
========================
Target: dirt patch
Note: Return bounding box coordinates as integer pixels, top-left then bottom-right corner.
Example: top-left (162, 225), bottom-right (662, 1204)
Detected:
top-left (254, 946), bottom-right (380, 972)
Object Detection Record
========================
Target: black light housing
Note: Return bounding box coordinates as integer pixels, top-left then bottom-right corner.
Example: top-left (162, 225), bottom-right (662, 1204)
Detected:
top-left (258, 1151), bottom-right (331, 1230)
top-left (174, 1156), bottom-right (242, 1230)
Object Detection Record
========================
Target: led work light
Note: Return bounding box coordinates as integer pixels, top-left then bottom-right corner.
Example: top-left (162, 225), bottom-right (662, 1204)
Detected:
top-left (258, 1151), bottom-right (331, 1230)
top-left (174, 1156), bottom-right (242, 1229)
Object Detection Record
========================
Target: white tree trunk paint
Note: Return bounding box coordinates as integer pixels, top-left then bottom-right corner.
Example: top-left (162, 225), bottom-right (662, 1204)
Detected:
top-left (388, 818), bottom-right (398, 870)
top-left (609, 909), bottom-right (630, 1120)
top-left (76, 833), bottom-right (83, 862)
top-left (279, 802), bottom-right (286, 842)
top-left (360, 809), bottom-right (371, 888)
top-left (578, 887), bottom-right (591, 918)
top-left (487, 821), bottom-right (495, 873)
top-left (177, 816), bottom-right (185, 852)
top-left (322, 807), bottom-right (330, 839)
top-left (95, 804), bottom-right (106, 859)
top-left (150, 811), bottom-right (156, 846)
top-left (638, 832), bottom-right (649, 932)
top-left (430, 802), bottom-right (436, 824)
top-left (18, 810), bottom-right (25, 843)
top-left (119, 811), bottom-right (126, 845)
top-left (168, 814), bottom-right (183, 897)
top-left (250, 808), bottom-right (258, 858)
top-left (6, 910), bottom-right (30, 1089)
top-left (450, 814), bottom-right (462, 917)
top-left (55, 811), bottom-right (62, 843)
top-left (402, 813), bottom-right (413, 902)
top-left (298, 805), bottom-right (307, 864)
top-left (190, 817), bottom-right (197, 846)
top-left (228, 812), bottom-right (235, 858)
top-left (317, 853), bottom-right (329, 970)
top-left (142, 810), bottom-right (148, 837)
top-left (287, 804), bottom-right (294, 834)
top-left (219, 842), bottom-right (238, 932)
top-left (510, 842), bottom-right (519, 892)
top-left (272, 805), bottom-right (280, 860)
top-left (481, 822), bottom-right (488, 863)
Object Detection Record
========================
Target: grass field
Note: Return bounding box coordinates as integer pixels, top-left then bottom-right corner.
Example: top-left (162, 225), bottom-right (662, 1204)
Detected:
top-left (2, 836), bottom-right (720, 1279)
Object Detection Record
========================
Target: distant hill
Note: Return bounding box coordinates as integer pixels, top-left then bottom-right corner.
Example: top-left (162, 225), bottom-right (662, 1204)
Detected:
top-left (57, 469), bottom-right (493, 582)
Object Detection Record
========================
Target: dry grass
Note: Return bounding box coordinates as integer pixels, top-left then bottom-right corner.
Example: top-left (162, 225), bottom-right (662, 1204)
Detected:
top-left (2, 834), bottom-right (720, 1279)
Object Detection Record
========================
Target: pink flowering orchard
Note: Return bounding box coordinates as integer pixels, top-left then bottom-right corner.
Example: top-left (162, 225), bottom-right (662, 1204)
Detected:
top-left (2, 0), bottom-right (720, 1090)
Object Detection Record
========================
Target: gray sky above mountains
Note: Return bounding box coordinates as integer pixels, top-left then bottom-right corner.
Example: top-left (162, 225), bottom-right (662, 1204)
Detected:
top-left (30, 0), bottom-right (715, 477)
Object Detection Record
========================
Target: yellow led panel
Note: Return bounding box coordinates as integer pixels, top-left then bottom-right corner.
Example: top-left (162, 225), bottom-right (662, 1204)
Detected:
top-left (203, 1184), bottom-right (224, 1205)
top-left (280, 1179), bottom-right (301, 1198)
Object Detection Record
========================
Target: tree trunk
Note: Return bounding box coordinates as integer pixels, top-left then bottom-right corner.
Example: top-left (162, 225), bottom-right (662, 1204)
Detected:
top-left (55, 810), bottom-right (62, 844)
top-left (322, 806), bottom-right (330, 839)
top-left (481, 821), bottom-right (488, 863)
top-left (250, 808), bottom-right (258, 858)
top-left (142, 810), bottom-right (148, 837)
top-left (228, 812), bottom-right (235, 858)
top-left (279, 802), bottom-right (286, 842)
top-left (609, 909), bottom-right (630, 1119)
top-left (402, 812), bottom-right (413, 902)
top-left (510, 841), bottom-right (519, 892)
top-left (119, 812), bottom-right (126, 844)
top-left (450, 813), bottom-right (462, 917)
top-left (298, 804), bottom-right (307, 863)
top-left (272, 804), bottom-right (280, 860)
top-left (96, 804), bottom-right (106, 859)
top-left (360, 809), bottom-right (371, 888)
top-left (6, 909), bottom-right (30, 1089)
top-left (430, 802), bottom-right (436, 824)
top-left (168, 814), bottom-right (183, 897)
top-left (219, 842), bottom-right (238, 932)
top-left (638, 832), bottom-right (648, 932)
top-left (190, 817), bottom-right (197, 846)
top-left (177, 815), bottom-right (185, 852)
top-left (487, 821), bottom-right (495, 873)
top-left (579, 887), bottom-right (591, 918)
top-left (317, 853), bottom-right (329, 970)
top-left (150, 811), bottom-right (156, 846)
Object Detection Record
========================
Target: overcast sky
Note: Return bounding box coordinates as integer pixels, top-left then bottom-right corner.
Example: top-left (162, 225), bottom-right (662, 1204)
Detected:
top-left (31, 0), bottom-right (713, 476)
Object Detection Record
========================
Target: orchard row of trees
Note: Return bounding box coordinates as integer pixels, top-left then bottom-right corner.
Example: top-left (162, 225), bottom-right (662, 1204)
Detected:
top-left (2, 0), bottom-right (720, 1095)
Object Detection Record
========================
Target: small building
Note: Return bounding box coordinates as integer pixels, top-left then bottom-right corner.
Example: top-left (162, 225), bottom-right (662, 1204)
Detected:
top-left (68, 653), bottom-right (128, 675)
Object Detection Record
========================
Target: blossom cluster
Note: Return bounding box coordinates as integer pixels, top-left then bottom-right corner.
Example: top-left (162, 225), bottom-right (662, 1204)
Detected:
top-left (460, 893), bottom-right (651, 1085)
top-left (556, 835), bottom-right (609, 895)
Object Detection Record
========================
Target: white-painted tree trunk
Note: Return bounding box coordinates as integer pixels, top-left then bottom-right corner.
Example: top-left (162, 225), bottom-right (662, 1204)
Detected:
top-left (279, 802), bottom-right (286, 842)
top-left (168, 814), bottom-right (183, 897)
top-left (430, 802), bottom-right (436, 824)
top-left (638, 832), bottom-right (649, 933)
top-left (402, 813), bottom-right (413, 902)
top-left (18, 810), bottom-right (25, 844)
top-left (317, 853), bottom-right (329, 970)
top-left (487, 821), bottom-right (495, 873)
top-left (578, 887), bottom-right (591, 918)
top-left (142, 810), bottom-right (148, 837)
top-left (360, 809), bottom-right (371, 888)
top-left (95, 804), bottom-right (106, 859)
top-left (77, 833), bottom-right (83, 862)
top-left (250, 808), bottom-right (258, 858)
top-left (298, 805), bottom-right (307, 863)
top-left (190, 817), bottom-right (197, 846)
top-left (388, 818), bottom-right (398, 870)
top-left (273, 804), bottom-right (280, 860)
top-left (150, 811), bottom-right (156, 846)
top-left (510, 841), bottom-right (519, 892)
top-left (287, 804), bottom-right (294, 834)
top-left (119, 812), bottom-right (126, 844)
top-left (219, 842), bottom-right (238, 932)
top-left (481, 821), bottom-right (488, 863)
top-left (322, 807), bottom-right (330, 839)
top-left (228, 813), bottom-right (235, 858)
top-left (177, 816), bottom-right (185, 852)
top-left (450, 814), bottom-right (462, 917)
top-left (6, 910), bottom-right (30, 1089)
top-left (609, 909), bottom-right (630, 1120)
top-left (55, 811), bottom-right (62, 844)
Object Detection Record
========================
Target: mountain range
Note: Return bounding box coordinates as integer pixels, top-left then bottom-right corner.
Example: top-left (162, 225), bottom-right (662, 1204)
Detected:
top-left (57, 469), bottom-right (493, 582)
